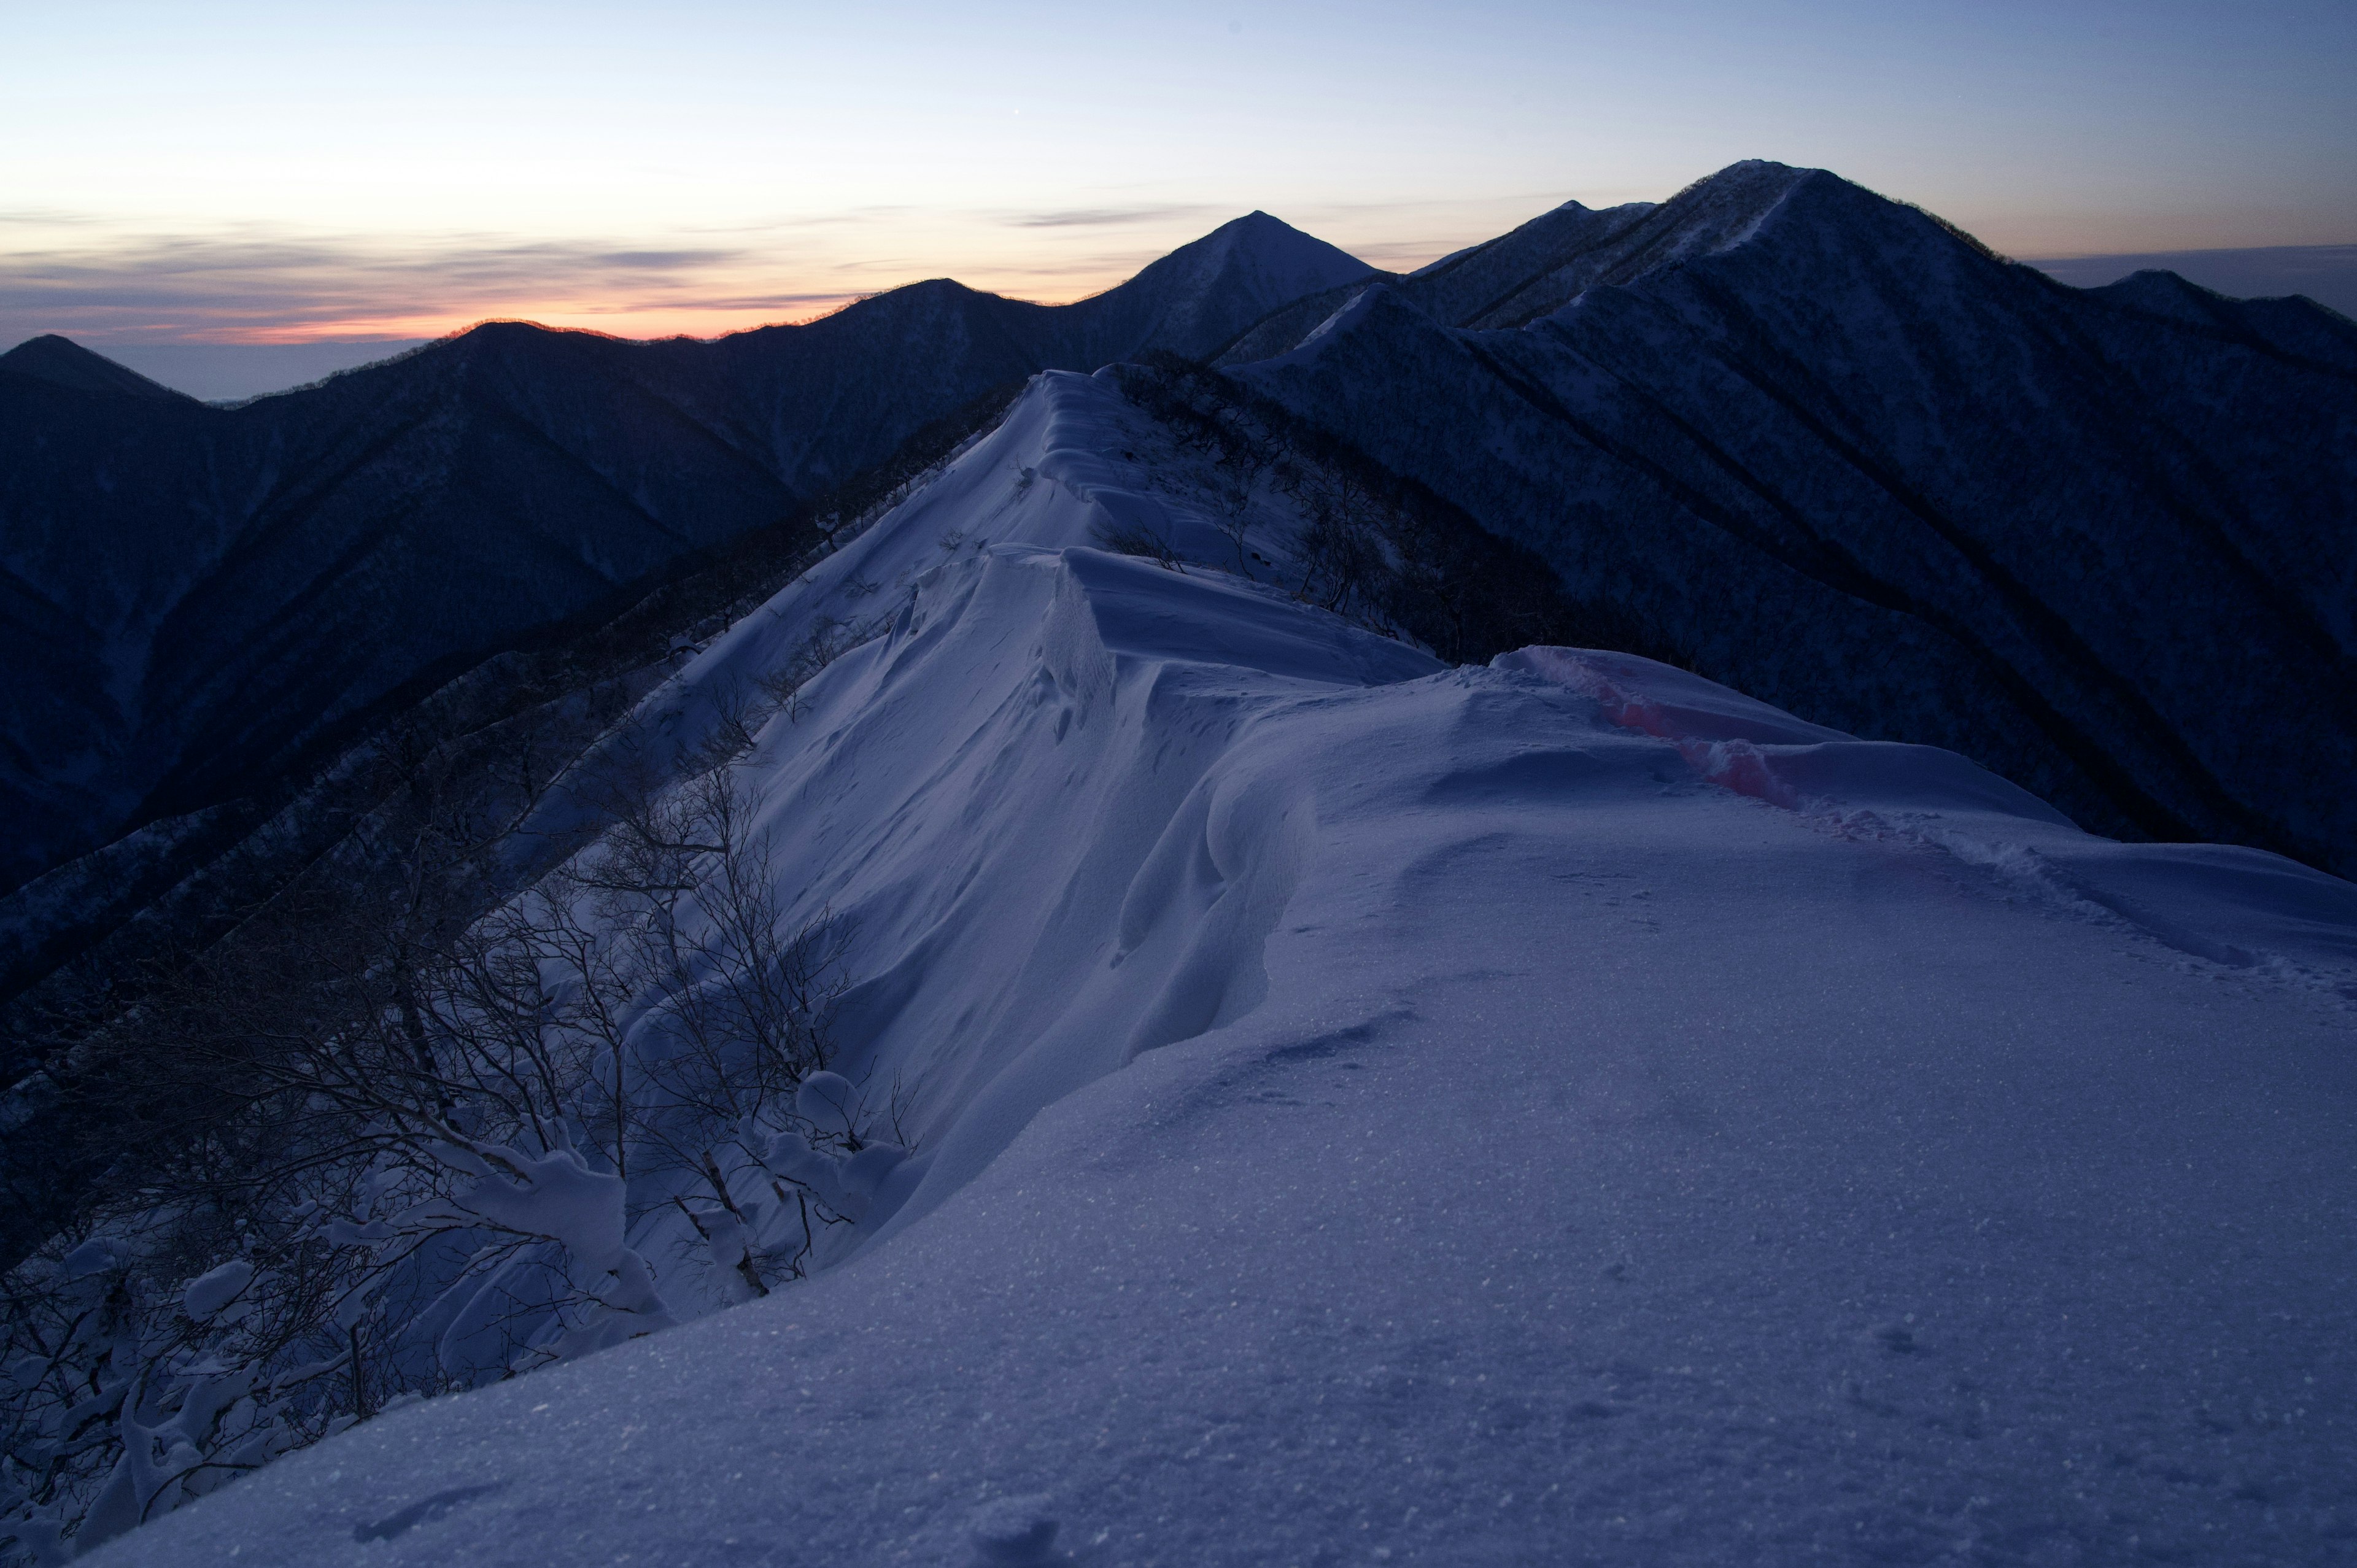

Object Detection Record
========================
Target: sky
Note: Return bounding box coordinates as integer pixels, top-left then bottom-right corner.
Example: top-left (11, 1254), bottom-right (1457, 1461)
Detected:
top-left (5, 0), bottom-right (2353, 385)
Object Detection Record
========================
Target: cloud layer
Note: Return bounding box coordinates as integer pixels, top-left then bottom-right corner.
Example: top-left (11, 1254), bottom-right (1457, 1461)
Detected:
top-left (0, 222), bottom-right (874, 342)
top-left (0, 206), bottom-right (1356, 344)
top-left (19, 215), bottom-right (2347, 359)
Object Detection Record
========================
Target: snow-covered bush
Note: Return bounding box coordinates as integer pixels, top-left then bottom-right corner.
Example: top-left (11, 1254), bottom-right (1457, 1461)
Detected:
top-left (0, 761), bottom-right (904, 1561)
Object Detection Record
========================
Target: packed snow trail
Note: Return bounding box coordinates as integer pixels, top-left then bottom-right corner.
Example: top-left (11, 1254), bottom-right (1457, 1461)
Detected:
top-left (100, 373), bottom-right (2357, 1566)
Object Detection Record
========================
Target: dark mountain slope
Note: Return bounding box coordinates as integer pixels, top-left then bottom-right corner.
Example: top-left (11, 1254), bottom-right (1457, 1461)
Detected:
top-left (0, 214), bottom-right (1372, 894)
top-left (622, 214), bottom-right (1377, 495)
top-left (0, 336), bottom-right (193, 402)
top-left (1223, 162), bottom-right (2357, 873)
top-left (0, 330), bottom-right (795, 892)
top-left (1393, 198), bottom-right (1655, 329)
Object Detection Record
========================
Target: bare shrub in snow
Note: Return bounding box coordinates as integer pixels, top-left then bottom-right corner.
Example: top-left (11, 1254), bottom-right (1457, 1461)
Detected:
top-left (0, 759), bottom-right (897, 1562)
top-left (0, 377), bottom-right (1049, 1562)
top-left (1088, 519), bottom-right (1186, 570)
top-left (749, 616), bottom-right (859, 728)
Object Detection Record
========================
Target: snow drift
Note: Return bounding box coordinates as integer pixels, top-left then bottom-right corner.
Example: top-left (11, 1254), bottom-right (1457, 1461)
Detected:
top-left (84, 371), bottom-right (2357, 1566)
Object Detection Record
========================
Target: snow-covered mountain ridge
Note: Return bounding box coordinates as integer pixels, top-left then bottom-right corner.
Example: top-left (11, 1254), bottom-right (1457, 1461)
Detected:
top-left (1226, 161), bottom-right (2357, 878)
top-left (75, 370), bottom-right (2357, 1567)
top-left (0, 212), bottom-right (1373, 908)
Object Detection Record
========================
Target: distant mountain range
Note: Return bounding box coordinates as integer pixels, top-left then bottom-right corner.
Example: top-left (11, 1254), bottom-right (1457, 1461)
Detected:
top-left (1221, 161), bottom-right (2357, 875)
top-left (0, 214), bottom-right (1374, 898)
top-left (2029, 244), bottom-right (2357, 320)
top-left (2, 158), bottom-right (2351, 969)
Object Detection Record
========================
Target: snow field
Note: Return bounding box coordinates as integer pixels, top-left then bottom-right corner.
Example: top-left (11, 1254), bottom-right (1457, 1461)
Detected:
top-left (100, 371), bottom-right (2357, 1566)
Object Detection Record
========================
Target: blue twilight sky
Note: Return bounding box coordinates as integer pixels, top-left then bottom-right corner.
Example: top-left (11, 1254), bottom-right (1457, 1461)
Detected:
top-left (4, 0), bottom-right (2353, 361)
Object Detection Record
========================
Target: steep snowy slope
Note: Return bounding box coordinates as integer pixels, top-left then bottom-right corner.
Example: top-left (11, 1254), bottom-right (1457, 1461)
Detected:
top-left (94, 373), bottom-right (2357, 1567)
top-left (1221, 161), bottom-right (2357, 878)
top-left (0, 215), bottom-right (1371, 903)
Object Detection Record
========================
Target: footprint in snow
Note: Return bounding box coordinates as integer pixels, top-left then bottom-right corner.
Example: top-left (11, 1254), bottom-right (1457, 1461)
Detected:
top-left (969, 1495), bottom-right (1067, 1565)
top-left (1864, 1320), bottom-right (1922, 1355)
top-left (351, 1483), bottom-right (505, 1543)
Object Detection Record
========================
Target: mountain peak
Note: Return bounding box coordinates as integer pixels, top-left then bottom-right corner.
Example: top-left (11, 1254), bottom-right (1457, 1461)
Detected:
top-left (1622, 158), bottom-right (1826, 262)
top-left (0, 334), bottom-right (194, 401)
top-left (1398, 160), bottom-right (1835, 330)
top-left (1066, 211), bottom-right (1376, 363)
top-left (1164, 210), bottom-right (1372, 297)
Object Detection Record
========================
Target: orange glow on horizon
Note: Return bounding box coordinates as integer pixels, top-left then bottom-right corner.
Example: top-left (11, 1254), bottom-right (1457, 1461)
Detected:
top-left (114, 269), bottom-right (1158, 347)
top-left (31, 206), bottom-right (2351, 352)
top-left (203, 303), bottom-right (861, 346)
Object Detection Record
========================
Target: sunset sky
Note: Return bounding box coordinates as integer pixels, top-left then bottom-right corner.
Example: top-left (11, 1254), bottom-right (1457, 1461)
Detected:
top-left (7, 0), bottom-right (2353, 363)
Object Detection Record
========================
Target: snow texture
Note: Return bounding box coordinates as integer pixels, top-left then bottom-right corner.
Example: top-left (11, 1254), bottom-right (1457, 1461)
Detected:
top-left (180, 1261), bottom-right (254, 1325)
top-left (93, 371), bottom-right (2357, 1566)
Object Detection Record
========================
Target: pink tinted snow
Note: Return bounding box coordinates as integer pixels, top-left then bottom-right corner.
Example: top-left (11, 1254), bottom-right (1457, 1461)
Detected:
top-left (1500, 644), bottom-right (2357, 981)
top-left (1496, 646), bottom-right (1821, 807)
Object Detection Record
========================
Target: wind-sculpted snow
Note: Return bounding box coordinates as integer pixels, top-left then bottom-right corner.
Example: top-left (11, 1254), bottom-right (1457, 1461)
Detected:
top-left (536, 373), bottom-right (1443, 1254)
top-left (92, 373), bottom-right (2357, 1568)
